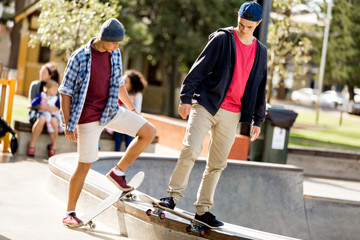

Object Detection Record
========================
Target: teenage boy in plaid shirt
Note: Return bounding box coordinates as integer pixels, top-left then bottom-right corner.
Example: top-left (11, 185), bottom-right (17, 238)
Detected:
top-left (60, 18), bottom-right (156, 227)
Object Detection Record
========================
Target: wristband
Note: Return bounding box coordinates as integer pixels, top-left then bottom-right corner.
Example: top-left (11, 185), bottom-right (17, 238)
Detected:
top-left (131, 109), bottom-right (136, 112)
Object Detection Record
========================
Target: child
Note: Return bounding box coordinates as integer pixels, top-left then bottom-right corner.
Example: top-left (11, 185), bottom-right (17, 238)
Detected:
top-left (30, 80), bottom-right (63, 134)
top-left (115, 70), bottom-right (148, 151)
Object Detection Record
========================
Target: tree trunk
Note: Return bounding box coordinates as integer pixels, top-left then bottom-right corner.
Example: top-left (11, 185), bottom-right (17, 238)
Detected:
top-left (162, 59), bottom-right (179, 117)
top-left (276, 79), bottom-right (286, 99)
top-left (7, 0), bottom-right (25, 68)
top-left (348, 85), bottom-right (355, 101)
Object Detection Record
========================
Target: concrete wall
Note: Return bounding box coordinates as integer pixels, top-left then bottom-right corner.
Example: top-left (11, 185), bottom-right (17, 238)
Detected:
top-left (92, 153), bottom-right (309, 239)
top-left (48, 151), bottom-right (360, 240)
top-left (304, 196), bottom-right (360, 240)
top-left (49, 152), bottom-right (299, 240)
top-left (288, 146), bottom-right (360, 181)
top-left (14, 120), bottom-right (156, 157)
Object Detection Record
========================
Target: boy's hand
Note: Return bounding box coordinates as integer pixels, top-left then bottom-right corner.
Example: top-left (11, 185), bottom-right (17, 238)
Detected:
top-left (178, 103), bottom-right (191, 119)
top-left (250, 125), bottom-right (261, 141)
top-left (65, 128), bottom-right (78, 142)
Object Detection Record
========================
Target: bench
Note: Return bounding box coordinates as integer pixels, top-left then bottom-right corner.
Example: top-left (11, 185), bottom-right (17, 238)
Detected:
top-left (142, 113), bottom-right (250, 160)
top-left (14, 120), bottom-right (158, 158)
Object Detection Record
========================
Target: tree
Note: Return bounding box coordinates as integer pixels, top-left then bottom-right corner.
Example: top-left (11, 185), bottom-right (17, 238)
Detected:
top-left (29, 0), bottom-right (120, 59)
top-left (323, 0), bottom-right (360, 100)
top-left (116, 0), bottom-right (244, 116)
top-left (1, 0), bottom-right (24, 68)
top-left (266, 0), bottom-right (313, 102)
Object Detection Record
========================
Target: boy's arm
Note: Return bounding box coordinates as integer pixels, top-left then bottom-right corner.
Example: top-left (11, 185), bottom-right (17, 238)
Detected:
top-left (180, 32), bottom-right (223, 105)
top-left (60, 93), bottom-right (77, 142)
top-left (118, 85), bottom-right (136, 112)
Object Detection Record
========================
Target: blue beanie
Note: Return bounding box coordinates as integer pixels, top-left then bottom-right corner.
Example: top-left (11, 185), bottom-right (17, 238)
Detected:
top-left (238, 2), bottom-right (263, 22)
top-left (100, 18), bottom-right (125, 42)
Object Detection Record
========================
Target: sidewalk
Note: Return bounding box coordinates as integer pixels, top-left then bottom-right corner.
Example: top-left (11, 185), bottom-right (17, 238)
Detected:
top-left (0, 154), bottom-right (128, 240)
top-left (0, 144), bottom-right (179, 240)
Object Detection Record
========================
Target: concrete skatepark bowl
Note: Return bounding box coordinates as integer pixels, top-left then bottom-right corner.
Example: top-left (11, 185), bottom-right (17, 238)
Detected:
top-left (48, 152), bottom-right (360, 240)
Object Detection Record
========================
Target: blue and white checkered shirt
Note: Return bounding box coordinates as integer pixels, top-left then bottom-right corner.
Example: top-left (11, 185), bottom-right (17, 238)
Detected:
top-left (59, 38), bottom-right (124, 132)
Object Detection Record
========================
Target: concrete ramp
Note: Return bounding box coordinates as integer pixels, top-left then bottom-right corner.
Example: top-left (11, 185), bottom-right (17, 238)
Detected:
top-left (92, 153), bottom-right (309, 239)
top-left (48, 152), bottom-right (299, 240)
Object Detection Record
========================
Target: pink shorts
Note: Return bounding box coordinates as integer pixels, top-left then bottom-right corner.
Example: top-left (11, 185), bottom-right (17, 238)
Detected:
top-left (77, 107), bottom-right (147, 163)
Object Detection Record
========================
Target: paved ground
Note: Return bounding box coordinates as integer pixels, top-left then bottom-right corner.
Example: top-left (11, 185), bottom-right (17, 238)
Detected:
top-left (0, 144), bottom-right (178, 240)
top-left (0, 154), bottom-right (128, 240)
top-left (1, 144), bottom-right (360, 240)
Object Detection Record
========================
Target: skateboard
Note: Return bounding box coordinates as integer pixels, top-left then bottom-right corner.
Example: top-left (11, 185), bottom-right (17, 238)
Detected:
top-left (139, 194), bottom-right (217, 237)
top-left (79, 171), bottom-right (144, 229)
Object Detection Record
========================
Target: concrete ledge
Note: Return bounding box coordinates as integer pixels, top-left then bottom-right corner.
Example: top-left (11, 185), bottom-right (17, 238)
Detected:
top-left (48, 152), bottom-right (360, 240)
top-left (48, 152), bottom-right (304, 239)
top-left (304, 195), bottom-right (360, 240)
top-left (14, 120), bottom-right (158, 157)
top-left (288, 146), bottom-right (360, 181)
top-left (143, 113), bottom-right (250, 160)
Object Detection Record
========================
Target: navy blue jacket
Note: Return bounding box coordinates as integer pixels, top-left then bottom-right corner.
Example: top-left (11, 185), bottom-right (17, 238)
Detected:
top-left (180, 27), bottom-right (267, 126)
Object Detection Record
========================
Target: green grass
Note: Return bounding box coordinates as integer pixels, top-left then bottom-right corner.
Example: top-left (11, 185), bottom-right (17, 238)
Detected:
top-left (12, 94), bottom-right (29, 122)
top-left (9, 94), bottom-right (360, 151)
top-left (290, 111), bottom-right (360, 150)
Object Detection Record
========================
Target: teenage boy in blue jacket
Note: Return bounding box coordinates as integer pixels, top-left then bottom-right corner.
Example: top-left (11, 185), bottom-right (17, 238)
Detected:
top-left (159, 1), bottom-right (267, 227)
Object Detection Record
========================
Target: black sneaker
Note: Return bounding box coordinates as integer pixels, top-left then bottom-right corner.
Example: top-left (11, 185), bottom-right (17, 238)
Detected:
top-left (158, 197), bottom-right (176, 210)
top-left (195, 212), bottom-right (224, 227)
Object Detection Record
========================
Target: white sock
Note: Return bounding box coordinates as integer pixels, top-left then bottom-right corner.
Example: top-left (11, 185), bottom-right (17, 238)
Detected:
top-left (113, 168), bottom-right (125, 176)
top-left (66, 211), bottom-right (75, 216)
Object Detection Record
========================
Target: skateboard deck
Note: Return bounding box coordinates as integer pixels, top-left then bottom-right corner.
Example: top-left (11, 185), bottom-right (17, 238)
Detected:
top-left (139, 194), bottom-right (217, 237)
top-left (79, 171), bottom-right (144, 229)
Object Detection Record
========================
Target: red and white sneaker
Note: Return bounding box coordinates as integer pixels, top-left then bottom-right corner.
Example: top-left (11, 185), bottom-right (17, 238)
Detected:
top-left (62, 212), bottom-right (83, 228)
top-left (106, 169), bottom-right (134, 192)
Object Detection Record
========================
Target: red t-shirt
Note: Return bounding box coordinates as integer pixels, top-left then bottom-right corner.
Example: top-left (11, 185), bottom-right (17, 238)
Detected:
top-left (78, 47), bottom-right (111, 124)
top-left (220, 28), bottom-right (257, 112)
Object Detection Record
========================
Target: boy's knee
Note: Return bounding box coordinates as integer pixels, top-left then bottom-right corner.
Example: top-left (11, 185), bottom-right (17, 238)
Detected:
top-left (148, 123), bottom-right (157, 138)
top-left (139, 122), bottom-right (156, 140)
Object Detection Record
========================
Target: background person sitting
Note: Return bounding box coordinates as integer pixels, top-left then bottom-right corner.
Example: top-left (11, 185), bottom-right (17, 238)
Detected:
top-left (29, 80), bottom-right (64, 152)
top-left (27, 62), bottom-right (60, 157)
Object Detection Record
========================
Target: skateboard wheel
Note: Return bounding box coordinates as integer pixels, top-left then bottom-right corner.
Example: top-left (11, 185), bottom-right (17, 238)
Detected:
top-left (199, 229), bottom-right (205, 237)
top-left (88, 221), bottom-right (96, 229)
top-left (146, 209), bottom-right (152, 216)
top-left (186, 225), bottom-right (192, 232)
top-left (131, 194), bottom-right (137, 201)
top-left (159, 212), bottom-right (165, 220)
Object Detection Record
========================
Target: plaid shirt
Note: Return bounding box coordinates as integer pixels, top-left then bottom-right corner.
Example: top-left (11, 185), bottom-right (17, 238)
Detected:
top-left (59, 38), bottom-right (124, 132)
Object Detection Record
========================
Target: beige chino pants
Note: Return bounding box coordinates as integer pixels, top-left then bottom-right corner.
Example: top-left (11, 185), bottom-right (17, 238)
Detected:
top-left (168, 104), bottom-right (241, 212)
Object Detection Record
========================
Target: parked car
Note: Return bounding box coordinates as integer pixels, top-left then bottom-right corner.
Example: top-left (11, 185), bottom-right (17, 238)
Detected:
top-left (344, 101), bottom-right (360, 115)
top-left (291, 88), bottom-right (347, 109)
top-left (319, 90), bottom-right (345, 108)
top-left (291, 88), bottom-right (318, 106)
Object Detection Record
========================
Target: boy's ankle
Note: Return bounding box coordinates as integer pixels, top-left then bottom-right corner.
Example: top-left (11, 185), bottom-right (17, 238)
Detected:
top-left (196, 211), bottom-right (205, 216)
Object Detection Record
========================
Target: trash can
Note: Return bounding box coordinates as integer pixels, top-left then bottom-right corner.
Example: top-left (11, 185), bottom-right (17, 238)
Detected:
top-left (249, 106), bottom-right (298, 164)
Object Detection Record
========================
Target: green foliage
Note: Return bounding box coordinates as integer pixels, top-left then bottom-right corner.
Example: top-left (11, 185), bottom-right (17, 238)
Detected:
top-left (324, 0), bottom-right (360, 95)
top-left (0, 0), bottom-right (13, 25)
top-left (29, 0), bottom-right (120, 58)
top-left (117, 0), bottom-right (242, 70)
top-left (114, 0), bottom-right (244, 115)
top-left (267, 0), bottom-right (314, 100)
